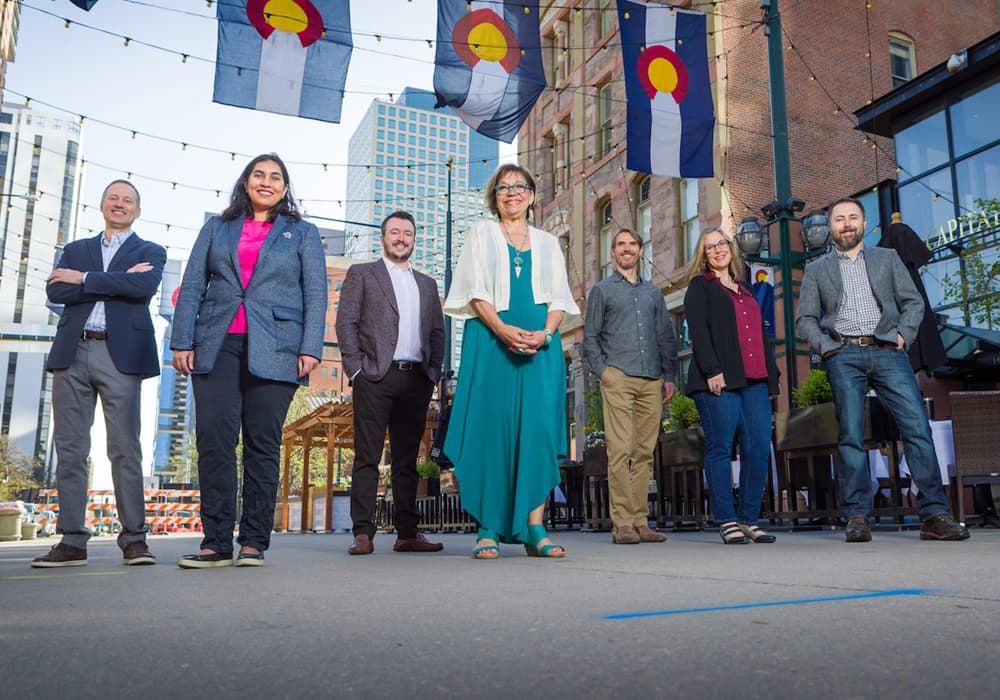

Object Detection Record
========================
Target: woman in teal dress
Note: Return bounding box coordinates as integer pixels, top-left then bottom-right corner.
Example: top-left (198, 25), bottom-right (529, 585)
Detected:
top-left (443, 165), bottom-right (580, 559)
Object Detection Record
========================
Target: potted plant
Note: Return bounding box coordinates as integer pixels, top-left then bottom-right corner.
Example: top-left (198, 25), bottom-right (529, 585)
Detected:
top-left (416, 459), bottom-right (441, 499)
top-left (776, 369), bottom-right (840, 451)
top-left (658, 394), bottom-right (704, 466)
top-left (583, 384), bottom-right (608, 477)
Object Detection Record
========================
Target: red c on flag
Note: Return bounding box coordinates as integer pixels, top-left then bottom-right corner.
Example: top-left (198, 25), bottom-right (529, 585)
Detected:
top-left (636, 44), bottom-right (689, 103)
top-left (246, 0), bottom-right (325, 48)
top-left (452, 8), bottom-right (521, 73)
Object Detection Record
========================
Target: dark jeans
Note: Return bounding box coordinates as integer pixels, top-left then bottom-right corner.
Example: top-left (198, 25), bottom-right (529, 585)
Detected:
top-left (192, 335), bottom-right (297, 553)
top-left (824, 344), bottom-right (948, 520)
top-left (693, 381), bottom-right (772, 524)
top-left (350, 367), bottom-right (435, 539)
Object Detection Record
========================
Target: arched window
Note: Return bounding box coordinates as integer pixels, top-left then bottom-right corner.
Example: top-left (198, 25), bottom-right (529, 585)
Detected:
top-left (889, 32), bottom-right (916, 88)
top-left (635, 176), bottom-right (653, 280)
top-left (598, 199), bottom-right (614, 279)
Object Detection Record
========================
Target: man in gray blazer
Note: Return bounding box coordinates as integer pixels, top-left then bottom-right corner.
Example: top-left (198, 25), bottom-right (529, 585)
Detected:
top-left (796, 197), bottom-right (968, 543)
top-left (336, 211), bottom-right (446, 555)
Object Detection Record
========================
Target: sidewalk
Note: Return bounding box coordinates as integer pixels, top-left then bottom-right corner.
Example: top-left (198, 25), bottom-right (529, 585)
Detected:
top-left (3, 528), bottom-right (999, 699)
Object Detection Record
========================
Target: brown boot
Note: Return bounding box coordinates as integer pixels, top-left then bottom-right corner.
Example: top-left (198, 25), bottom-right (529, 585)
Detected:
top-left (635, 524), bottom-right (667, 543)
top-left (612, 525), bottom-right (640, 544)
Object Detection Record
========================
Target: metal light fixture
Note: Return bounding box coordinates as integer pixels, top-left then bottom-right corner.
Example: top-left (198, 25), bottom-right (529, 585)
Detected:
top-left (735, 217), bottom-right (767, 256)
top-left (800, 209), bottom-right (830, 251)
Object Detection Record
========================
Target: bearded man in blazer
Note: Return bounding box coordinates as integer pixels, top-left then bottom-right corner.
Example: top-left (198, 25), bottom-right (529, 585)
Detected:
top-left (33, 180), bottom-right (165, 568)
top-left (336, 210), bottom-right (446, 555)
top-left (796, 197), bottom-right (968, 544)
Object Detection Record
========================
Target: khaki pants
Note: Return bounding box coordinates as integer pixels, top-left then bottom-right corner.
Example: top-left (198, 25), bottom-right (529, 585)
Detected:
top-left (600, 367), bottom-right (662, 529)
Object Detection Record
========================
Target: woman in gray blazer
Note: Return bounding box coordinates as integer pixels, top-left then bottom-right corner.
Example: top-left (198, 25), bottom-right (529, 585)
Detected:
top-left (170, 154), bottom-right (327, 568)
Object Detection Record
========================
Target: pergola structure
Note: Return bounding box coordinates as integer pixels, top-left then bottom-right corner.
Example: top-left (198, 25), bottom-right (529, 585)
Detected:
top-left (279, 400), bottom-right (438, 532)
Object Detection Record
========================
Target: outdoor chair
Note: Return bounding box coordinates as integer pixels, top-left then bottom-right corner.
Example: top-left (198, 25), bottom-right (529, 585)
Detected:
top-left (948, 390), bottom-right (1000, 526)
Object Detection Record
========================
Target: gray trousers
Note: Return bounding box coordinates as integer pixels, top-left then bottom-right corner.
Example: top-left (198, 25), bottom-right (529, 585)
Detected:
top-left (51, 338), bottom-right (147, 549)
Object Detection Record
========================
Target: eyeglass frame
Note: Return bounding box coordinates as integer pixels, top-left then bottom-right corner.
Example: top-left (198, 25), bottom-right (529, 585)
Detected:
top-left (703, 239), bottom-right (732, 253)
top-left (493, 182), bottom-right (534, 196)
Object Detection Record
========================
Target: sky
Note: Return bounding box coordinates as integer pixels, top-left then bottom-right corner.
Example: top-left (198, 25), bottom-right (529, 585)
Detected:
top-left (6, 0), bottom-right (502, 260)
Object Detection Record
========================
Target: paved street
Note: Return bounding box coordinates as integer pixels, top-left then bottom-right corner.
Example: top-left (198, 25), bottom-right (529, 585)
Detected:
top-left (3, 527), bottom-right (999, 699)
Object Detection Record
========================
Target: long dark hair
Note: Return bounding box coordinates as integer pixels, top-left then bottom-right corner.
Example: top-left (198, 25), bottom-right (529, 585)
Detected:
top-left (220, 153), bottom-right (302, 223)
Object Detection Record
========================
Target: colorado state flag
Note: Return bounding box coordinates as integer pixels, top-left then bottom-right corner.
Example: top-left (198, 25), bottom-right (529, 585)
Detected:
top-left (213, 0), bottom-right (353, 123)
top-left (433, 0), bottom-right (546, 143)
top-left (619, 1), bottom-right (714, 178)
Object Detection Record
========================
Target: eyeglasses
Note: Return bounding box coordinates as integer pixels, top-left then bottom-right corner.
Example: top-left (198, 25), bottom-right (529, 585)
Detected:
top-left (494, 182), bottom-right (532, 196)
top-left (704, 241), bottom-right (731, 253)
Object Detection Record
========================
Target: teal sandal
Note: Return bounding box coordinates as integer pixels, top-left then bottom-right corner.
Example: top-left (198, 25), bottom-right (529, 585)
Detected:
top-left (472, 528), bottom-right (500, 560)
top-left (524, 524), bottom-right (565, 558)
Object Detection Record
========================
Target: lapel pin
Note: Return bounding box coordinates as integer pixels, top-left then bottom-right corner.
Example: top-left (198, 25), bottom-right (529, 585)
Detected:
top-left (283, 231), bottom-right (292, 239)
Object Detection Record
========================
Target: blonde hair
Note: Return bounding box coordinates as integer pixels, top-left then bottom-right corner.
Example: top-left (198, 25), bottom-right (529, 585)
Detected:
top-left (685, 227), bottom-right (745, 283)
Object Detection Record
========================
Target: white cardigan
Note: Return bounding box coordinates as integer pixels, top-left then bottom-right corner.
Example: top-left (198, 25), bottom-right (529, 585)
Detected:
top-left (443, 219), bottom-right (580, 320)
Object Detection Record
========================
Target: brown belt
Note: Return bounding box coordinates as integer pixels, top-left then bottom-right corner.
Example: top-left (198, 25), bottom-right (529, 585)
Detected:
top-left (82, 330), bottom-right (108, 340)
top-left (842, 335), bottom-right (884, 347)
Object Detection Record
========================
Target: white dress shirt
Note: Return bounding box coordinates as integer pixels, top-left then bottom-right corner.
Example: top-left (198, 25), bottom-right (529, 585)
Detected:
top-left (383, 257), bottom-right (422, 362)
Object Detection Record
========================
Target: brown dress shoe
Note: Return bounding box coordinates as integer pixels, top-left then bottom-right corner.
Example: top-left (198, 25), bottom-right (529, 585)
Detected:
top-left (845, 516), bottom-right (872, 543)
top-left (122, 541), bottom-right (156, 566)
top-left (348, 534), bottom-right (374, 555)
top-left (612, 525), bottom-right (641, 544)
top-left (393, 532), bottom-right (444, 552)
top-left (919, 514), bottom-right (971, 541)
top-left (635, 525), bottom-right (667, 543)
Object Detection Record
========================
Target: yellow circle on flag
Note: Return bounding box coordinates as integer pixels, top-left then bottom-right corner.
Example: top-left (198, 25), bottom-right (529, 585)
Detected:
top-left (263, 0), bottom-right (309, 33)
top-left (647, 57), bottom-right (679, 94)
top-left (469, 22), bottom-right (508, 62)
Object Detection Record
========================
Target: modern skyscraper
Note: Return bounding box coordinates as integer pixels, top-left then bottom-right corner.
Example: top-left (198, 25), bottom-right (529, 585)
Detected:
top-left (344, 88), bottom-right (500, 370)
top-left (0, 103), bottom-right (83, 473)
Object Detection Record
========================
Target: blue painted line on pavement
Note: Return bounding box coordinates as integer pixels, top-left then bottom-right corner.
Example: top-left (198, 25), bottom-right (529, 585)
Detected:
top-left (604, 588), bottom-right (933, 620)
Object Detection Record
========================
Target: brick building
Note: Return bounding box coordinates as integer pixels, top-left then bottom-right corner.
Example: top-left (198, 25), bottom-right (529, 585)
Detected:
top-left (307, 257), bottom-right (351, 400)
top-left (519, 0), bottom-right (998, 449)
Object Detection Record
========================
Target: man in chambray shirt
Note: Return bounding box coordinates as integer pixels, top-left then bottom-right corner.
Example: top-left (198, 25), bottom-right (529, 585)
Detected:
top-left (584, 228), bottom-right (678, 545)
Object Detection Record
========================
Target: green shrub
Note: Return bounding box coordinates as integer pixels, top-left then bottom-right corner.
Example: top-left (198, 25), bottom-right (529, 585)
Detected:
top-left (791, 369), bottom-right (833, 408)
top-left (664, 394), bottom-right (701, 431)
top-left (416, 460), bottom-right (441, 479)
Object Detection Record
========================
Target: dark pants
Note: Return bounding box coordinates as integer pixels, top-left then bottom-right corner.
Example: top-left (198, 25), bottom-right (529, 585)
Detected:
top-left (192, 335), bottom-right (297, 553)
top-left (350, 367), bottom-right (434, 539)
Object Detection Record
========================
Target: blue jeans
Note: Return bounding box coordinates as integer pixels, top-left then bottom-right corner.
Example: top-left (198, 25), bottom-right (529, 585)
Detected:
top-left (693, 381), bottom-right (772, 524)
top-left (824, 344), bottom-right (948, 520)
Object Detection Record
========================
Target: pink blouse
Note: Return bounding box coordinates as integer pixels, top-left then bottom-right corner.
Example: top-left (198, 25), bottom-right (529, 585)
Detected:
top-left (227, 219), bottom-right (272, 334)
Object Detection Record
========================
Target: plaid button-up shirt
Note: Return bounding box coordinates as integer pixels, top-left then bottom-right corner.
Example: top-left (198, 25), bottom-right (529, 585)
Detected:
top-left (83, 231), bottom-right (134, 332)
top-left (833, 247), bottom-right (882, 338)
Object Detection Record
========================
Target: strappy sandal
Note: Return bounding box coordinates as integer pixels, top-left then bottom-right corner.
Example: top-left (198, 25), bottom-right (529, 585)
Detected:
top-left (524, 524), bottom-right (565, 558)
top-left (719, 521), bottom-right (750, 545)
top-left (472, 528), bottom-right (500, 560)
top-left (738, 523), bottom-right (777, 543)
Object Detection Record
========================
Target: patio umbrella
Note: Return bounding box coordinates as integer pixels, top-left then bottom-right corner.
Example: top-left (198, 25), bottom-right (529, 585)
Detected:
top-left (877, 217), bottom-right (947, 375)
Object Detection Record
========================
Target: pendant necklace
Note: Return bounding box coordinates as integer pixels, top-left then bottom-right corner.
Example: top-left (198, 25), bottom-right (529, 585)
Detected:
top-left (502, 223), bottom-right (528, 278)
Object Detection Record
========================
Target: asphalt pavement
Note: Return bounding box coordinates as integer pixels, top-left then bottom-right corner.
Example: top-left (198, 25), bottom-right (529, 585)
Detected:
top-left (3, 527), bottom-right (999, 699)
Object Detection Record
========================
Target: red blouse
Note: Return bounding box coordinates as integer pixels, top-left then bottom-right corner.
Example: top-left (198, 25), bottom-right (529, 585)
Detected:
top-left (707, 273), bottom-right (768, 380)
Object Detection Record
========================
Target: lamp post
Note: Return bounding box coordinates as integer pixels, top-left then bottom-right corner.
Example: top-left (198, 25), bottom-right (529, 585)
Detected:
top-left (735, 206), bottom-right (830, 394)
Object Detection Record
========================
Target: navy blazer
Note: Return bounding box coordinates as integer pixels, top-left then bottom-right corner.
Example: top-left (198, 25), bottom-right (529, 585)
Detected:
top-left (46, 233), bottom-right (166, 379)
top-left (336, 259), bottom-right (445, 386)
top-left (170, 215), bottom-right (328, 385)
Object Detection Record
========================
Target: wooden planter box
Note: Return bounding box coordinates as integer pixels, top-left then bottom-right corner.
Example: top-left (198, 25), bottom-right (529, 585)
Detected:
top-left (583, 446), bottom-right (608, 477)
top-left (776, 398), bottom-right (891, 452)
top-left (657, 427), bottom-right (706, 466)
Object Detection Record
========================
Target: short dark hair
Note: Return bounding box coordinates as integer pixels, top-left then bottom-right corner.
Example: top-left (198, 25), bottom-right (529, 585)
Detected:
top-left (381, 210), bottom-right (416, 236)
top-left (829, 196), bottom-right (865, 218)
top-left (484, 163), bottom-right (536, 217)
top-left (102, 179), bottom-right (140, 206)
top-left (220, 153), bottom-right (301, 223)
top-left (612, 228), bottom-right (642, 248)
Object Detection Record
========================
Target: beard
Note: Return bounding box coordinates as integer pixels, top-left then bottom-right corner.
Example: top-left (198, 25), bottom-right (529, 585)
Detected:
top-left (833, 230), bottom-right (860, 250)
top-left (383, 243), bottom-right (413, 262)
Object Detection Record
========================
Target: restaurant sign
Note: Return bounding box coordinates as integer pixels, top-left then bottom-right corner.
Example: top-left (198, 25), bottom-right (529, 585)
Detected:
top-left (928, 206), bottom-right (1000, 251)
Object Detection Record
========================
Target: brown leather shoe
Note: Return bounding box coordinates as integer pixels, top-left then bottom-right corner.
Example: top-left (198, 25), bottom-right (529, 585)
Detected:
top-left (348, 534), bottom-right (374, 555)
top-left (612, 525), bottom-right (640, 544)
top-left (31, 543), bottom-right (87, 568)
top-left (635, 525), bottom-right (667, 543)
top-left (122, 541), bottom-right (156, 566)
top-left (393, 532), bottom-right (444, 552)
top-left (845, 516), bottom-right (872, 543)
top-left (919, 514), bottom-right (971, 541)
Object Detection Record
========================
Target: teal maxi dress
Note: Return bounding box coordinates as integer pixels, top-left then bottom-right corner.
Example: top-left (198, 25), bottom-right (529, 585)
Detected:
top-left (444, 246), bottom-right (567, 545)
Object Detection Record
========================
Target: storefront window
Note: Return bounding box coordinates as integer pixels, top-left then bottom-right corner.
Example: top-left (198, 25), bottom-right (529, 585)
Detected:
top-left (950, 78), bottom-right (1000, 159)
top-left (895, 109), bottom-right (948, 176)
top-left (897, 168), bottom-right (954, 244)
top-left (955, 143), bottom-right (1000, 213)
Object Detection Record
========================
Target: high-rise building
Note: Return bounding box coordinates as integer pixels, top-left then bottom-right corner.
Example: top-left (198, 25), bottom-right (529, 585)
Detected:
top-left (0, 104), bottom-right (83, 472)
top-left (344, 87), bottom-right (501, 369)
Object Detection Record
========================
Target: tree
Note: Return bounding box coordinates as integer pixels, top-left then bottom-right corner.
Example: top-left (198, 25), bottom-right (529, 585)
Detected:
top-left (166, 430), bottom-right (200, 487)
top-left (942, 198), bottom-right (1000, 330)
top-left (0, 435), bottom-right (40, 501)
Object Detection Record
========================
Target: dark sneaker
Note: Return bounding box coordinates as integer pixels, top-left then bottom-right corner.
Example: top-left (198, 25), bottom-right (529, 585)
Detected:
top-left (920, 514), bottom-right (971, 541)
top-left (31, 543), bottom-right (87, 568)
top-left (845, 517), bottom-right (872, 543)
top-left (236, 551), bottom-right (264, 567)
top-left (122, 541), bottom-right (156, 565)
top-left (178, 551), bottom-right (233, 569)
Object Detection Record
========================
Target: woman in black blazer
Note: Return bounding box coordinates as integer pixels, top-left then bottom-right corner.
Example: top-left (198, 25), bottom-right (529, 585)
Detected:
top-left (684, 228), bottom-right (779, 544)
